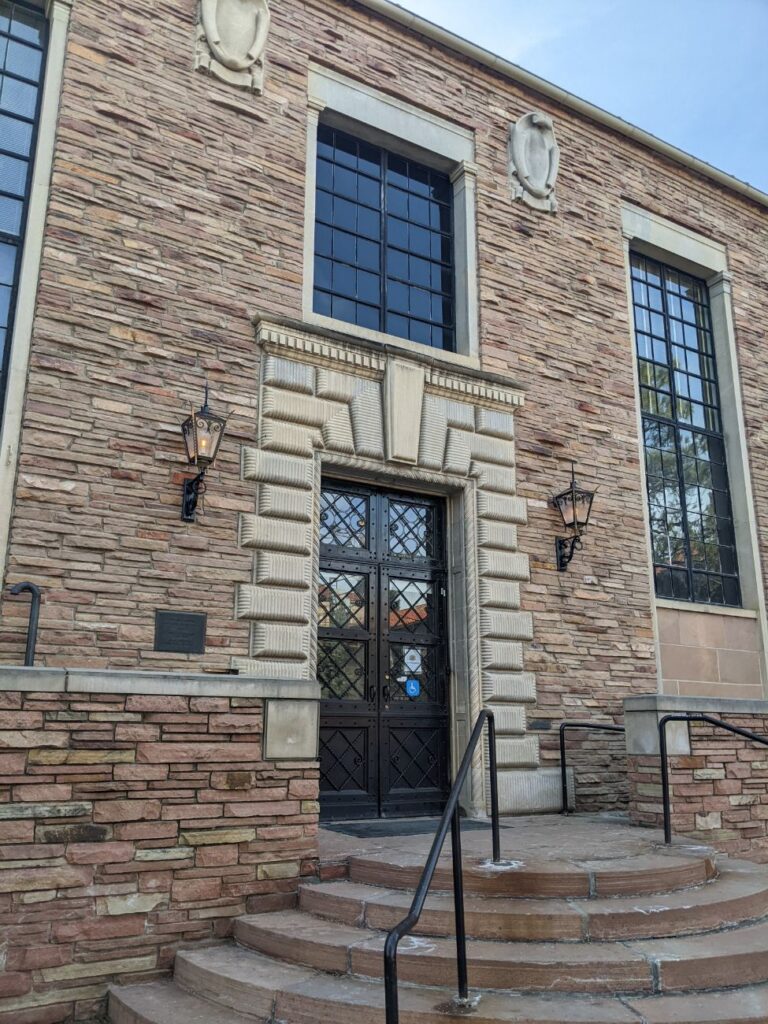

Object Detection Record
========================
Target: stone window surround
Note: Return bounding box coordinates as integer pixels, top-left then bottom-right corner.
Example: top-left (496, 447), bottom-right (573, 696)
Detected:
top-left (621, 203), bottom-right (768, 691)
top-left (0, 0), bottom-right (72, 588)
top-left (302, 64), bottom-right (480, 367)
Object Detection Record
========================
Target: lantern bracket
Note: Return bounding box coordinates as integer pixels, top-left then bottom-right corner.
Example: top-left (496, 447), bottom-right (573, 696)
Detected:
top-left (182, 470), bottom-right (207, 523)
top-left (555, 535), bottom-right (582, 572)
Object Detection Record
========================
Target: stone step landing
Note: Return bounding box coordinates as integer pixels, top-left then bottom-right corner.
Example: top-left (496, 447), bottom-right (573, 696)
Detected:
top-left (108, 816), bottom-right (768, 1024)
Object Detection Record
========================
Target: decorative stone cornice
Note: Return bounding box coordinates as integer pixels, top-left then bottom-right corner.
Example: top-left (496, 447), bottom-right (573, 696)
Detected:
top-left (257, 321), bottom-right (386, 377)
top-left (255, 318), bottom-right (525, 411)
top-left (425, 367), bottom-right (524, 410)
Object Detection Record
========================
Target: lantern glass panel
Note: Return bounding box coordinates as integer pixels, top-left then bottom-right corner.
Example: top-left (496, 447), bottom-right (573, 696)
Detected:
top-left (574, 489), bottom-right (594, 529)
top-left (557, 493), bottom-right (576, 528)
top-left (193, 412), bottom-right (225, 468)
top-left (181, 413), bottom-right (196, 462)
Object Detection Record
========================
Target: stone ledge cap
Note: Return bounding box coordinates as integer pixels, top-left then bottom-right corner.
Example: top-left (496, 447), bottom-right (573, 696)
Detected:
top-left (625, 694), bottom-right (768, 716)
top-left (0, 667), bottom-right (320, 700)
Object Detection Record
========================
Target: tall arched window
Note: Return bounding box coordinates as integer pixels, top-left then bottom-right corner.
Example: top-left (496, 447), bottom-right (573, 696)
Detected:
top-left (0, 0), bottom-right (48, 425)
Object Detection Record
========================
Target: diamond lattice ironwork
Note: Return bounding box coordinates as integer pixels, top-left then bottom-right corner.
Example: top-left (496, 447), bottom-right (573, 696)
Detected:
top-left (320, 488), bottom-right (368, 550)
top-left (388, 578), bottom-right (433, 633)
top-left (389, 728), bottom-right (442, 790)
top-left (388, 500), bottom-right (435, 560)
top-left (318, 639), bottom-right (367, 701)
top-left (320, 727), bottom-right (367, 792)
top-left (318, 570), bottom-right (367, 630)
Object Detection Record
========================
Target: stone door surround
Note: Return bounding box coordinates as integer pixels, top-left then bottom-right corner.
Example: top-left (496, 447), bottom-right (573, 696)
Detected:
top-left (231, 318), bottom-right (561, 813)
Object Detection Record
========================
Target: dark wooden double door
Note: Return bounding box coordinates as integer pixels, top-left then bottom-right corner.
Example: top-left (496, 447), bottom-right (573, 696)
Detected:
top-left (318, 480), bottom-right (451, 820)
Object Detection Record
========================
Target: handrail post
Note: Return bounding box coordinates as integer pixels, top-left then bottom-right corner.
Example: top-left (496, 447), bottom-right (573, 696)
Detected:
top-left (559, 723), bottom-right (569, 814)
top-left (487, 711), bottom-right (501, 863)
top-left (9, 582), bottom-right (41, 667)
top-left (450, 806), bottom-right (469, 1002)
top-left (659, 714), bottom-right (673, 845)
top-left (384, 930), bottom-right (399, 1024)
top-left (383, 709), bottom-right (502, 1023)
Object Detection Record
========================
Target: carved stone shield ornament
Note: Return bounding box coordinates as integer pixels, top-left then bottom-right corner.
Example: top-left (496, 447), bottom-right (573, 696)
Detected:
top-left (508, 112), bottom-right (560, 213)
top-left (195, 0), bottom-right (271, 93)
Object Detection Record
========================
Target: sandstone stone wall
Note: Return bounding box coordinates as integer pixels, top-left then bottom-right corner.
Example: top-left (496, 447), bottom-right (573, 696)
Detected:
top-left (629, 716), bottom-right (768, 861)
top-left (0, 687), bottom-right (318, 1022)
top-left (0, 0), bottom-right (766, 803)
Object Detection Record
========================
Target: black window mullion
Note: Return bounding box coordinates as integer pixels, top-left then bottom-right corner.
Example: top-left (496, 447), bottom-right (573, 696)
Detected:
top-left (659, 264), bottom-right (694, 602)
top-left (380, 150), bottom-right (388, 334)
top-left (313, 123), bottom-right (455, 352)
top-left (0, 0), bottom-right (48, 429)
top-left (632, 252), bottom-right (740, 607)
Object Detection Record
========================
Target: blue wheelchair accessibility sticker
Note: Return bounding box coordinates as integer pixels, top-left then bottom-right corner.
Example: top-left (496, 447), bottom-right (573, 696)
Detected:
top-left (405, 678), bottom-right (421, 698)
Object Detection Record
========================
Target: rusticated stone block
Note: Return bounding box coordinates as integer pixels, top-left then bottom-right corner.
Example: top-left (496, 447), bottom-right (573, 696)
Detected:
top-left (93, 799), bottom-right (161, 823)
top-left (0, 802), bottom-right (92, 820)
top-left (36, 823), bottom-right (112, 844)
top-left (136, 742), bottom-right (261, 763)
top-left (180, 827), bottom-right (257, 846)
top-left (66, 841), bottom-right (134, 864)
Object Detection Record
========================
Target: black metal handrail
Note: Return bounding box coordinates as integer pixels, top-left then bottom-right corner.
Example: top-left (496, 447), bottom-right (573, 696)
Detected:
top-left (559, 720), bottom-right (626, 814)
top-left (9, 581), bottom-right (41, 666)
top-left (384, 709), bottom-right (500, 1024)
top-left (659, 712), bottom-right (768, 845)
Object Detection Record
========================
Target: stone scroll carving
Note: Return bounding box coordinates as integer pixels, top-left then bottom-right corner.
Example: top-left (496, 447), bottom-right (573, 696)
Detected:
top-left (508, 111), bottom-right (560, 213)
top-left (195, 0), bottom-right (271, 93)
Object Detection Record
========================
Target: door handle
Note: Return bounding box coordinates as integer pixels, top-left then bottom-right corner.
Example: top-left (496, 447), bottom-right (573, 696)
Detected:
top-left (383, 685), bottom-right (391, 704)
top-left (368, 685), bottom-right (376, 703)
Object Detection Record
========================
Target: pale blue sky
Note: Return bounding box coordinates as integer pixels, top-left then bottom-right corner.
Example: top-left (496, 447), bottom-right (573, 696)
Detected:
top-left (397, 0), bottom-right (768, 193)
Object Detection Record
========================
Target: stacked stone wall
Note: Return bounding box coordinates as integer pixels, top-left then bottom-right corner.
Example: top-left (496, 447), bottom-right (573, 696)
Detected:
top-left (0, 0), bottom-right (765, 809)
top-left (629, 716), bottom-right (768, 860)
top-left (0, 687), bottom-right (318, 1022)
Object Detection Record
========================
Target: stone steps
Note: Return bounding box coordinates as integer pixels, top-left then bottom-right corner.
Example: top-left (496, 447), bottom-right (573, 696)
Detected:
top-left (346, 848), bottom-right (717, 897)
top-left (234, 906), bottom-right (768, 994)
top-left (110, 946), bottom-right (768, 1024)
top-left (299, 860), bottom-right (768, 940)
top-left (109, 825), bottom-right (768, 1024)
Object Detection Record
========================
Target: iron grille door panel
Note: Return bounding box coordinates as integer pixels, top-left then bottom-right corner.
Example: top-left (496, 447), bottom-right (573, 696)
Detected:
top-left (319, 481), bottom-right (450, 820)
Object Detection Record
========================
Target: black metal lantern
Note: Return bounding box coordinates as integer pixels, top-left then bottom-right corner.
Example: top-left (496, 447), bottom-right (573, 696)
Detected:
top-left (551, 462), bottom-right (596, 571)
top-left (180, 385), bottom-right (227, 522)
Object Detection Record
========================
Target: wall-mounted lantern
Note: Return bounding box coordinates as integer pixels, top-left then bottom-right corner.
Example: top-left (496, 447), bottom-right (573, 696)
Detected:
top-left (551, 462), bottom-right (596, 571)
top-left (180, 385), bottom-right (227, 523)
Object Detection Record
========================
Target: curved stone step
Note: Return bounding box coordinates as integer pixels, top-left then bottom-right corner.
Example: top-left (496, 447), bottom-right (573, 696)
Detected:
top-left (117, 946), bottom-right (768, 1024)
top-left (234, 910), bottom-right (654, 994)
top-left (627, 985), bottom-right (768, 1023)
top-left (108, 980), bottom-right (262, 1024)
top-left (299, 861), bottom-right (768, 942)
top-left (172, 944), bottom-right (645, 1022)
top-left (347, 848), bottom-right (717, 898)
top-left (234, 908), bottom-right (768, 995)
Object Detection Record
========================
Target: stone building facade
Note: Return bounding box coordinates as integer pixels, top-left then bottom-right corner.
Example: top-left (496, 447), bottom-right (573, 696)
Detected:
top-left (0, 0), bottom-right (766, 825)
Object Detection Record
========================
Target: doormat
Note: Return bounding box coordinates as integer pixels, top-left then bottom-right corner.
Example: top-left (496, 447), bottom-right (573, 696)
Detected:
top-left (322, 818), bottom-right (493, 839)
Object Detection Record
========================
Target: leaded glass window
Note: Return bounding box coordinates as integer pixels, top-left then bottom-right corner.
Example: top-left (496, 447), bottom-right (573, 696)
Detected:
top-left (631, 253), bottom-right (740, 606)
top-left (313, 123), bottom-right (455, 351)
top-left (0, 0), bottom-right (46, 425)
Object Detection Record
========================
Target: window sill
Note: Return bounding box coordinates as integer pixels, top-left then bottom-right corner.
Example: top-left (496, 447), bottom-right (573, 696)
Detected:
top-left (302, 311), bottom-right (481, 373)
top-left (655, 598), bottom-right (758, 619)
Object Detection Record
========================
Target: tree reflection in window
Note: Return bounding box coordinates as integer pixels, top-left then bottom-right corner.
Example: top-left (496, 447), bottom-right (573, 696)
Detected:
top-left (632, 254), bottom-right (740, 606)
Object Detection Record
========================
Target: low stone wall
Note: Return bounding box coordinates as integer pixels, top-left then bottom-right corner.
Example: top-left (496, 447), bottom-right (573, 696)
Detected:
top-left (0, 669), bottom-right (320, 1022)
top-left (625, 695), bottom-right (768, 861)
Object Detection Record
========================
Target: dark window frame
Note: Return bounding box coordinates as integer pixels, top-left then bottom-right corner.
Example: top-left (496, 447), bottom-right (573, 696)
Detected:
top-left (631, 251), bottom-right (741, 607)
top-left (0, 0), bottom-right (49, 426)
top-left (313, 122), bottom-right (456, 352)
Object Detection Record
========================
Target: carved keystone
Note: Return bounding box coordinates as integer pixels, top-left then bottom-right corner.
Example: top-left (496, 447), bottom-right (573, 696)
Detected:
top-left (384, 358), bottom-right (425, 463)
